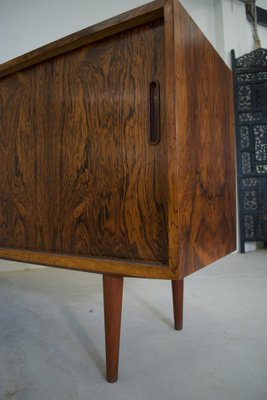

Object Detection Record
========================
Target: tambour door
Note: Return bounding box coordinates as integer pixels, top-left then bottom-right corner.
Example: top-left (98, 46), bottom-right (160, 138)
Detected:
top-left (0, 19), bottom-right (168, 265)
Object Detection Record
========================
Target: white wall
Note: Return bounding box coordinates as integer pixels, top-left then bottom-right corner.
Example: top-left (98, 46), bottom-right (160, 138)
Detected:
top-left (180, 0), bottom-right (267, 67)
top-left (1, 0), bottom-right (267, 67)
top-left (219, 0), bottom-right (267, 65)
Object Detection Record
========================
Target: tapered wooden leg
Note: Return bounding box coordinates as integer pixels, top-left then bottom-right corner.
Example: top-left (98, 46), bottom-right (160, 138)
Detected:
top-left (172, 279), bottom-right (184, 331)
top-left (103, 274), bottom-right (124, 383)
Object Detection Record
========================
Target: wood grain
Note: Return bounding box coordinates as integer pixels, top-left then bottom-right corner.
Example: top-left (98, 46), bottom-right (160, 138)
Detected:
top-left (172, 279), bottom-right (184, 330)
top-left (0, 247), bottom-right (176, 279)
top-left (0, 20), bottom-right (168, 265)
top-left (103, 275), bottom-right (124, 383)
top-left (0, 0), bottom-right (236, 279)
top-left (163, 0), bottom-right (180, 274)
top-left (173, 0), bottom-right (236, 277)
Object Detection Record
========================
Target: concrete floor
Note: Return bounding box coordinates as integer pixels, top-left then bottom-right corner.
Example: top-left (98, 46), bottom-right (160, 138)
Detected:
top-left (0, 250), bottom-right (266, 400)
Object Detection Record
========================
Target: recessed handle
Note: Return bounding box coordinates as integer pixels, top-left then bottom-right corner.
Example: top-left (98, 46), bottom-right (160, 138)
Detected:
top-left (149, 80), bottom-right (160, 145)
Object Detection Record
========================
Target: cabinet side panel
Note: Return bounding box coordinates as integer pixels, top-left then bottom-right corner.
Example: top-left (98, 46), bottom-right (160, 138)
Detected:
top-left (0, 20), bottom-right (168, 266)
top-left (174, 1), bottom-right (236, 276)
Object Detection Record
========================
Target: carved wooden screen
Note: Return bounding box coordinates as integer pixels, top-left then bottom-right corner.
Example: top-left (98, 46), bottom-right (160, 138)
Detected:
top-left (232, 48), bottom-right (267, 252)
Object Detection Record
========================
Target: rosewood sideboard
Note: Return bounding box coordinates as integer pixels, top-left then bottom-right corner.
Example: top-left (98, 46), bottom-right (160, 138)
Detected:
top-left (0, 0), bottom-right (236, 382)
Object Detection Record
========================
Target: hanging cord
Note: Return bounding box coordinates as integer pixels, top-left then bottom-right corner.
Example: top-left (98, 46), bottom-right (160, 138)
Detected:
top-left (245, 0), bottom-right (261, 49)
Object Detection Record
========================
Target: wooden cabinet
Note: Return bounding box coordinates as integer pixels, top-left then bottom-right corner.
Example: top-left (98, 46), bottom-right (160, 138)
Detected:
top-left (0, 0), bottom-right (236, 382)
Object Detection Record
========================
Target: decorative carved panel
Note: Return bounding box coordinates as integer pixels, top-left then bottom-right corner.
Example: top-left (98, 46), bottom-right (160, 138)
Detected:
top-left (232, 48), bottom-right (267, 252)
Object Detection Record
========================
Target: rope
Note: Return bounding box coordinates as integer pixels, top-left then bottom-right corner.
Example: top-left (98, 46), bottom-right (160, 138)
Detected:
top-left (245, 0), bottom-right (262, 49)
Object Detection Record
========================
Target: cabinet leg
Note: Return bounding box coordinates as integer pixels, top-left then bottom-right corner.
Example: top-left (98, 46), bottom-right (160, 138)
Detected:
top-left (172, 279), bottom-right (184, 331)
top-left (103, 274), bottom-right (124, 383)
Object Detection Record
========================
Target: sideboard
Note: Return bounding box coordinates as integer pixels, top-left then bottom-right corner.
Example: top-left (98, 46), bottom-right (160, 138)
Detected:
top-left (0, 0), bottom-right (236, 382)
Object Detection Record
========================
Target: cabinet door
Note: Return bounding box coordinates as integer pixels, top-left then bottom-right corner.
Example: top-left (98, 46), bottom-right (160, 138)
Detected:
top-left (0, 19), bottom-right (168, 264)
